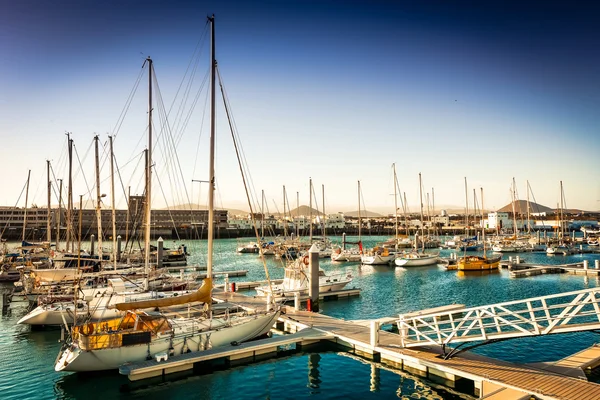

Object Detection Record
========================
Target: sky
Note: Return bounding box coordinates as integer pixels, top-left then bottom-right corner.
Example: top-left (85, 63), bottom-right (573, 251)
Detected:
top-left (1, 0), bottom-right (599, 215)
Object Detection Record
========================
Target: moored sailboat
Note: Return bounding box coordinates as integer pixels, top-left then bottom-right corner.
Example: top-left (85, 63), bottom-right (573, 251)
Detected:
top-left (55, 16), bottom-right (279, 372)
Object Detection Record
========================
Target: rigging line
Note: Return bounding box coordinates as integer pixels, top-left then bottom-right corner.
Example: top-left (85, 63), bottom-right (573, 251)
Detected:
top-left (0, 178), bottom-right (28, 239)
top-left (178, 68), bottom-right (209, 149)
top-left (72, 144), bottom-right (94, 208)
top-left (111, 62), bottom-right (145, 140)
top-left (192, 71), bottom-right (210, 183)
top-left (218, 68), bottom-right (274, 294)
top-left (167, 22), bottom-right (209, 142)
top-left (216, 66), bottom-right (262, 211)
top-left (154, 173), bottom-right (182, 241)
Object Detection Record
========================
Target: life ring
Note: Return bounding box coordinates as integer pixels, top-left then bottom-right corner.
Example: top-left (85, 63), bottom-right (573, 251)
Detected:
top-left (81, 322), bottom-right (95, 335)
top-left (302, 256), bottom-right (309, 266)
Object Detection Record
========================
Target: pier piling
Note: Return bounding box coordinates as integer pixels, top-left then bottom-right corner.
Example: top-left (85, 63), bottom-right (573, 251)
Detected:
top-left (90, 234), bottom-right (95, 256)
top-left (157, 237), bottom-right (163, 269)
top-left (308, 244), bottom-right (320, 312)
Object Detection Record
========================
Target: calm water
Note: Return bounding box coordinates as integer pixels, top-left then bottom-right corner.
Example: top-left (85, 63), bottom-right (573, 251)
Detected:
top-left (2, 236), bottom-right (600, 399)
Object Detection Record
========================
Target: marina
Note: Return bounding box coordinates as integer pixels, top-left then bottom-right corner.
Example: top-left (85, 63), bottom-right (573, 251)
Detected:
top-left (1, 3), bottom-right (600, 399)
top-left (2, 236), bottom-right (600, 399)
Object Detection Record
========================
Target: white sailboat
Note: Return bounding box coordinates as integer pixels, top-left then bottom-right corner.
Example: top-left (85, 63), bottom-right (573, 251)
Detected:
top-left (394, 172), bottom-right (439, 267)
top-left (55, 17), bottom-right (279, 372)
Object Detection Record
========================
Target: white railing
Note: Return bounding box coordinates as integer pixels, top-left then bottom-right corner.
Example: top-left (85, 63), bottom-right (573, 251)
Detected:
top-left (397, 288), bottom-right (600, 349)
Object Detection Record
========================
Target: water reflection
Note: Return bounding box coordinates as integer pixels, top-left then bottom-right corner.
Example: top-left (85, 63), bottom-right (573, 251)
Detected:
top-left (369, 363), bottom-right (380, 392)
top-left (307, 353), bottom-right (321, 391)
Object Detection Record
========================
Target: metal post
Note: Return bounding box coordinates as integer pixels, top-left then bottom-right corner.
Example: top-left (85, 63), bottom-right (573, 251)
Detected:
top-left (342, 232), bottom-right (346, 250)
top-left (90, 234), bottom-right (95, 256)
top-left (595, 260), bottom-right (599, 269)
top-left (584, 260), bottom-right (589, 270)
top-left (516, 256), bottom-right (520, 264)
top-left (308, 243), bottom-right (320, 312)
top-left (370, 320), bottom-right (379, 348)
top-left (224, 273), bottom-right (229, 293)
top-left (157, 237), bottom-right (164, 269)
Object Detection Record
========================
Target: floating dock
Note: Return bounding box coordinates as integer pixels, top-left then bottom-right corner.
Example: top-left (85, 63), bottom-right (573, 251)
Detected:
top-left (119, 292), bottom-right (600, 399)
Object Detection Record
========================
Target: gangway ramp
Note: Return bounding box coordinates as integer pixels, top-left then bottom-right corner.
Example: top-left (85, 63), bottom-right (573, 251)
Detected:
top-left (396, 287), bottom-right (600, 350)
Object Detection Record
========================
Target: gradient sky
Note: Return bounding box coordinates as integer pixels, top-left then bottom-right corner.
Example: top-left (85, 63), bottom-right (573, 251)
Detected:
top-left (1, 0), bottom-right (599, 215)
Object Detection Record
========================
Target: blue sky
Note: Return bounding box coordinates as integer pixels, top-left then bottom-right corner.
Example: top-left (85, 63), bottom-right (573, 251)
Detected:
top-left (1, 0), bottom-right (599, 214)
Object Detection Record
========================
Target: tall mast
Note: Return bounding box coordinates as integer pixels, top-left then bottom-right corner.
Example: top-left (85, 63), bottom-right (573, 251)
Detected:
top-left (473, 188), bottom-right (477, 232)
top-left (67, 134), bottom-right (73, 252)
top-left (47, 160), bottom-right (52, 243)
top-left (403, 192), bottom-right (408, 235)
top-left (481, 187), bottom-right (486, 257)
top-left (22, 170), bottom-right (31, 242)
top-left (526, 180), bottom-right (531, 234)
top-left (464, 177), bottom-right (468, 237)
top-left (419, 172), bottom-right (425, 251)
top-left (511, 178), bottom-right (518, 237)
top-left (144, 57), bottom-right (153, 291)
top-left (207, 15), bottom-right (216, 280)
top-left (309, 177), bottom-right (313, 241)
top-left (110, 136), bottom-right (117, 269)
top-left (56, 179), bottom-right (62, 249)
top-left (358, 180), bottom-right (361, 241)
top-left (94, 135), bottom-right (103, 264)
top-left (322, 184), bottom-right (326, 238)
top-left (393, 163), bottom-right (398, 250)
top-left (282, 185), bottom-right (287, 238)
top-left (296, 191), bottom-right (299, 238)
top-left (261, 189), bottom-right (265, 238)
top-left (560, 180), bottom-right (564, 239)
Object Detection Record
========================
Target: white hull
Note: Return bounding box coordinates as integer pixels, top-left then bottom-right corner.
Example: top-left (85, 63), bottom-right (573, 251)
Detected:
top-left (331, 250), bottom-right (362, 262)
top-left (256, 280), bottom-right (350, 297)
top-left (55, 311), bottom-right (280, 372)
top-left (361, 254), bottom-right (395, 265)
top-left (394, 254), bottom-right (439, 267)
top-left (19, 289), bottom-right (196, 326)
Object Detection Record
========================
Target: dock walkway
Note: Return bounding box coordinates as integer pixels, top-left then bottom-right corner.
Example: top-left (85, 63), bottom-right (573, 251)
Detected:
top-left (281, 309), bottom-right (600, 400)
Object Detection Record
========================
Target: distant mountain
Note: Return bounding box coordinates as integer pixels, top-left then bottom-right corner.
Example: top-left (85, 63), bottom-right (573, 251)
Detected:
top-left (497, 200), bottom-right (554, 214)
top-left (344, 210), bottom-right (384, 218)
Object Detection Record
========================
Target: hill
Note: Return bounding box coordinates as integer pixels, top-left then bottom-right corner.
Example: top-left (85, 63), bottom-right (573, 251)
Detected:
top-left (497, 200), bottom-right (554, 214)
top-left (344, 210), bottom-right (384, 218)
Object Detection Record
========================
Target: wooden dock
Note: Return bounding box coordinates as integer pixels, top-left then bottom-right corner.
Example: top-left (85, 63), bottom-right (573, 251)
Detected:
top-left (119, 292), bottom-right (600, 399)
top-left (508, 262), bottom-right (600, 278)
top-left (119, 328), bottom-right (332, 381)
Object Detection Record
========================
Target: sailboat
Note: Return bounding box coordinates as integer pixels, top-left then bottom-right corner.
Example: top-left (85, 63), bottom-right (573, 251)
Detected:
top-left (395, 172), bottom-right (439, 267)
top-left (456, 187), bottom-right (501, 271)
top-left (54, 16), bottom-right (279, 372)
top-left (331, 181), bottom-right (363, 262)
top-left (547, 181), bottom-right (574, 256)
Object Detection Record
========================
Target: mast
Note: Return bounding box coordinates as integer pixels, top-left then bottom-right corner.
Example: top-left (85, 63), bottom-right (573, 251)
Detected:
top-left (309, 177), bottom-right (313, 241)
top-left (144, 57), bottom-right (153, 291)
top-left (358, 180), bottom-right (361, 241)
top-left (419, 173), bottom-right (425, 251)
top-left (94, 135), bottom-right (103, 264)
top-left (56, 179), bottom-right (62, 249)
top-left (22, 169), bottom-right (31, 242)
top-left (464, 177), bottom-right (468, 237)
top-left (393, 163), bottom-right (398, 251)
top-left (110, 136), bottom-right (117, 269)
top-left (47, 160), bottom-right (52, 243)
top-left (560, 180), bottom-right (564, 240)
top-left (283, 185), bottom-right (287, 238)
top-left (403, 192), bottom-right (408, 237)
top-left (296, 191), bottom-right (299, 238)
top-left (75, 194), bottom-right (83, 324)
top-left (207, 15), bottom-right (216, 281)
top-left (481, 187), bottom-right (486, 257)
top-left (526, 180), bottom-right (531, 234)
top-left (322, 184), bottom-right (326, 238)
top-left (66, 134), bottom-right (73, 252)
top-left (261, 189), bottom-right (265, 238)
top-left (511, 178), bottom-right (518, 237)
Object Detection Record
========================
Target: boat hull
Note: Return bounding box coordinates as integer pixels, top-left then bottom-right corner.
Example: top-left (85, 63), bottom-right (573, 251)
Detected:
top-left (394, 254), bottom-right (439, 267)
top-left (457, 256), bottom-right (500, 271)
top-left (55, 311), bottom-right (280, 372)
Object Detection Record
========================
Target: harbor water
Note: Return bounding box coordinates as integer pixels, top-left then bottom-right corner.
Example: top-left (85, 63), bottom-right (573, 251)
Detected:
top-left (2, 236), bottom-right (600, 399)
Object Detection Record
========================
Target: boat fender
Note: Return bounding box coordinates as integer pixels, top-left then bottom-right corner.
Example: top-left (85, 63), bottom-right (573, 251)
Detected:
top-left (231, 341), bottom-right (240, 346)
top-left (302, 256), bottom-right (309, 266)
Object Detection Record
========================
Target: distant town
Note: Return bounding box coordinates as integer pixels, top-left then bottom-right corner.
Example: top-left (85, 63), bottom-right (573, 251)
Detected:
top-left (1, 196), bottom-right (598, 242)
